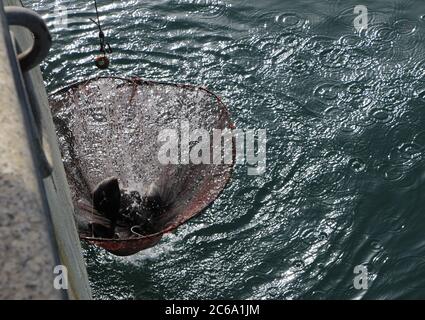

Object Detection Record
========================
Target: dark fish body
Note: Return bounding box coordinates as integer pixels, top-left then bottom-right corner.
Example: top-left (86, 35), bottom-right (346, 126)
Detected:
top-left (92, 177), bottom-right (121, 236)
top-left (86, 175), bottom-right (177, 238)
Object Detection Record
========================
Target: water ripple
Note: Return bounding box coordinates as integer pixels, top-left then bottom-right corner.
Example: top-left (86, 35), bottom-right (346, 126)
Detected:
top-left (24, 0), bottom-right (425, 300)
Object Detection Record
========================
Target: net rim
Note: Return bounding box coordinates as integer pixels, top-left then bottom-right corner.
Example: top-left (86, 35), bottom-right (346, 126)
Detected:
top-left (49, 75), bottom-right (235, 244)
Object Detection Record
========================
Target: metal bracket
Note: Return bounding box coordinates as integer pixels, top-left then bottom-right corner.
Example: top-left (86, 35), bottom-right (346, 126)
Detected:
top-left (5, 6), bottom-right (52, 72)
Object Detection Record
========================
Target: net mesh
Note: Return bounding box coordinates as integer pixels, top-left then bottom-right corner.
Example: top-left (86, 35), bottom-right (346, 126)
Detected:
top-left (49, 77), bottom-right (234, 255)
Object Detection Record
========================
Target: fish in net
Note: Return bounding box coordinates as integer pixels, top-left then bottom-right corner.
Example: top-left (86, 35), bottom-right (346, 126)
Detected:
top-left (49, 76), bottom-right (234, 256)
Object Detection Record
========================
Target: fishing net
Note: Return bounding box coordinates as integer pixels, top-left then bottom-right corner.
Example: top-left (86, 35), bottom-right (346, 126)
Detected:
top-left (49, 77), bottom-right (234, 256)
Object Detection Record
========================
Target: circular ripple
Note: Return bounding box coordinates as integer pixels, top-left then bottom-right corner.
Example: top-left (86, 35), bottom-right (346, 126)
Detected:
top-left (389, 143), bottom-right (422, 165)
top-left (282, 290), bottom-right (297, 300)
top-left (369, 24), bottom-right (398, 42)
top-left (340, 122), bottom-right (363, 136)
top-left (346, 81), bottom-right (365, 95)
top-left (314, 83), bottom-right (341, 101)
top-left (276, 13), bottom-right (305, 30)
top-left (381, 87), bottom-right (404, 104)
top-left (393, 19), bottom-right (417, 35)
top-left (383, 165), bottom-right (405, 182)
top-left (292, 260), bottom-right (305, 270)
top-left (289, 59), bottom-right (311, 75)
top-left (386, 123), bottom-right (414, 145)
top-left (266, 286), bottom-right (280, 298)
top-left (324, 106), bottom-right (349, 122)
top-left (413, 130), bottom-right (425, 149)
top-left (369, 108), bottom-right (393, 123)
top-left (349, 158), bottom-right (366, 173)
top-left (370, 240), bottom-right (384, 251)
top-left (339, 34), bottom-right (363, 48)
top-left (400, 109), bottom-right (419, 124)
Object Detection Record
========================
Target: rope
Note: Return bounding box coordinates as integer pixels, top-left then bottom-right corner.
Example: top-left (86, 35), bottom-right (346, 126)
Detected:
top-left (89, 0), bottom-right (112, 56)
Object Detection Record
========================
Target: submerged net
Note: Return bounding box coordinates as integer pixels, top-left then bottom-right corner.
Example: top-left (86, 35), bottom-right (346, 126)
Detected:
top-left (49, 77), bottom-right (234, 256)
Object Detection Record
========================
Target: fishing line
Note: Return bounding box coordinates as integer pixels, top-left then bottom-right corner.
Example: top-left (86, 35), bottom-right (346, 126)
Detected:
top-left (89, 0), bottom-right (112, 69)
